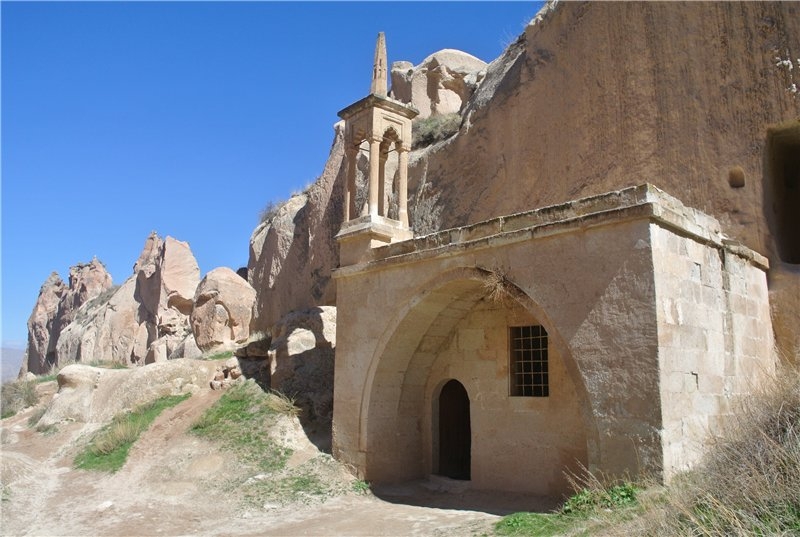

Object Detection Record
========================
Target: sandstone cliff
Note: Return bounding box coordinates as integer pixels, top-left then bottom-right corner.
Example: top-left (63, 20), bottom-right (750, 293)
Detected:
top-left (249, 1), bottom-right (800, 360)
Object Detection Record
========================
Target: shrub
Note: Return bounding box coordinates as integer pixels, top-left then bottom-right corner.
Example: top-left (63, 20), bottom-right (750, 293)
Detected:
top-left (412, 113), bottom-right (461, 149)
top-left (259, 200), bottom-right (281, 224)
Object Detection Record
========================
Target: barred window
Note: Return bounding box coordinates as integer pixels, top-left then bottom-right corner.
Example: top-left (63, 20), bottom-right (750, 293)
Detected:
top-left (510, 325), bottom-right (549, 397)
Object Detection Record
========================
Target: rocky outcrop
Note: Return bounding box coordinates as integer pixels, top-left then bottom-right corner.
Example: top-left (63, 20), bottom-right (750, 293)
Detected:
top-left (51, 233), bottom-right (202, 367)
top-left (37, 359), bottom-right (214, 426)
top-left (391, 49), bottom-right (487, 119)
top-left (191, 267), bottom-right (256, 352)
top-left (25, 260), bottom-right (112, 374)
top-left (267, 306), bottom-right (336, 433)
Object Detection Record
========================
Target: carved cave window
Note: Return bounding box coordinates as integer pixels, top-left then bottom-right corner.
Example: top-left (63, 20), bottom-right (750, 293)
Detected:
top-left (510, 325), bottom-right (549, 397)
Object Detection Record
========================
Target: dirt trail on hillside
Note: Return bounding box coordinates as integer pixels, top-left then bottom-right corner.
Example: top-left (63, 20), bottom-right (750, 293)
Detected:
top-left (1, 386), bottom-right (554, 536)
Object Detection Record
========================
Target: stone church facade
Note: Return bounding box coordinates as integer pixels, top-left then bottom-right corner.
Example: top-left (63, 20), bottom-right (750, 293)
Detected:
top-left (332, 34), bottom-right (775, 497)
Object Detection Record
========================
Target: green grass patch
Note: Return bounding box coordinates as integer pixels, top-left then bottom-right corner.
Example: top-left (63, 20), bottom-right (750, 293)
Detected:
top-left (190, 381), bottom-right (293, 472)
top-left (202, 349), bottom-right (235, 361)
top-left (352, 479), bottom-right (370, 495)
top-left (191, 381), bottom-right (350, 507)
top-left (495, 481), bottom-right (640, 536)
top-left (74, 393), bottom-right (190, 472)
top-left (495, 512), bottom-right (576, 537)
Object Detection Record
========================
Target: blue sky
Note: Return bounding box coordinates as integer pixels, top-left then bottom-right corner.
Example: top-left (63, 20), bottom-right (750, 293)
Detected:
top-left (2, 1), bottom-right (543, 349)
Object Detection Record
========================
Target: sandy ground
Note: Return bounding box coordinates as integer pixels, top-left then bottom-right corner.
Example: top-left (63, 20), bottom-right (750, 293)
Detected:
top-left (1, 384), bottom-right (556, 537)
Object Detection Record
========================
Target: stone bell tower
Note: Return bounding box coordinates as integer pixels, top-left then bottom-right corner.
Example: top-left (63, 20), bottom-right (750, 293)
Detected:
top-left (336, 32), bottom-right (419, 266)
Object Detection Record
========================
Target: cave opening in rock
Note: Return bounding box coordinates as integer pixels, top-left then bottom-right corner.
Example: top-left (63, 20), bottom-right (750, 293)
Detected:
top-left (767, 124), bottom-right (800, 264)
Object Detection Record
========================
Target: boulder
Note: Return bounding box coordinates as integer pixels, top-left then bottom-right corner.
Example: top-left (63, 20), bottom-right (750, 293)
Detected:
top-left (38, 359), bottom-right (214, 426)
top-left (390, 49), bottom-right (487, 119)
top-left (191, 267), bottom-right (257, 352)
top-left (268, 306), bottom-right (336, 429)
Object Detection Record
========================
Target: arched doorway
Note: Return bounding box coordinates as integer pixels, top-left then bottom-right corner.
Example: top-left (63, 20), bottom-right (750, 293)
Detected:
top-left (438, 379), bottom-right (471, 480)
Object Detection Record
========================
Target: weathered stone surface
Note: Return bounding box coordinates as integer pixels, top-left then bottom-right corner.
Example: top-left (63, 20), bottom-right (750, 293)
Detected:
top-left (390, 49), bottom-right (487, 119)
top-left (191, 267), bottom-right (256, 352)
top-left (38, 359), bottom-right (214, 426)
top-left (268, 306), bottom-right (336, 428)
top-left (26, 260), bottom-right (113, 374)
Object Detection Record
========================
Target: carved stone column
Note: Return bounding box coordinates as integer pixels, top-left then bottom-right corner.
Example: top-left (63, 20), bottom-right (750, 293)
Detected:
top-left (398, 145), bottom-right (410, 227)
top-left (378, 147), bottom-right (388, 216)
top-left (368, 136), bottom-right (382, 216)
top-left (344, 145), bottom-right (358, 221)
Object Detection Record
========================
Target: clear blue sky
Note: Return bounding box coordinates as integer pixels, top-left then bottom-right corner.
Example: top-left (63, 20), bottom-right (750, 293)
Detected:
top-left (2, 1), bottom-right (543, 349)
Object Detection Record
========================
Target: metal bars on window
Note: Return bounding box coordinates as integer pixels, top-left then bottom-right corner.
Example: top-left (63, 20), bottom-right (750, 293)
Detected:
top-left (510, 325), bottom-right (549, 397)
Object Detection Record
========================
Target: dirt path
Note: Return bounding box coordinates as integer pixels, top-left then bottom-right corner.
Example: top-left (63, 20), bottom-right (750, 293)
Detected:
top-left (1, 387), bottom-right (551, 537)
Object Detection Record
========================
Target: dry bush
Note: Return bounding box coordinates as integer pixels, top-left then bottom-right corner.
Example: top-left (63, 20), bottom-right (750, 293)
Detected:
top-left (615, 365), bottom-right (800, 536)
top-left (482, 266), bottom-right (512, 305)
top-left (412, 113), bottom-right (461, 149)
top-left (259, 200), bottom-right (281, 225)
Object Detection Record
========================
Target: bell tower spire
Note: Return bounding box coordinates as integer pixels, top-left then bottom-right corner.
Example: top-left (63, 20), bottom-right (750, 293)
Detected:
top-left (336, 32), bottom-right (418, 266)
top-left (370, 32), bottom-right (388, 97)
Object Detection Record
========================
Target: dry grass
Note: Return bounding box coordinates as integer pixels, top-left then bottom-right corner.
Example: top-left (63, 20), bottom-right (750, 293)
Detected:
top-left (1, 379), bottom-right (39, 418)
top-left (611, 365), bottom-right (800, 536)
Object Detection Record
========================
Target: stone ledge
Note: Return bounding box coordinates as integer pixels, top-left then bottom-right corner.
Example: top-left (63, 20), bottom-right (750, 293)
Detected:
top-left (334, 184), bottom-right (768, 277)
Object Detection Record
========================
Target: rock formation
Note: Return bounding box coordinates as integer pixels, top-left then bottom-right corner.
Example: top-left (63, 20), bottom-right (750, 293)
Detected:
top-left (44, 233), bottom-right (202, 368)
top-left (391, 49), bottom-right (487, 119)
top-left (191, 267), bottom-right (256, 352)
top-left (25, 259), bottom-right (112, 374)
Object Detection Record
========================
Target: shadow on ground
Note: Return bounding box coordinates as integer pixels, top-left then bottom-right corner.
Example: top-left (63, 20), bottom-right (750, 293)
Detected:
top-left (371, 476), bottom-right (562, 516)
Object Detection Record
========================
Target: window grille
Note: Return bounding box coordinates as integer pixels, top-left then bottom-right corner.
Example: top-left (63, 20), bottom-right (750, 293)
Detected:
top-left (510, 325), bottom-right (549, 397)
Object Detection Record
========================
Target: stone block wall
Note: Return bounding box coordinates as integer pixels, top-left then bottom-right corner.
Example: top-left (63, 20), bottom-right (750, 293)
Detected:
top-left (653, 225), bottom-right (774, 478)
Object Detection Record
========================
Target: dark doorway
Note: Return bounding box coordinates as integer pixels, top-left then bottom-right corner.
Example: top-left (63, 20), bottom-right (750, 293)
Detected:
top-left (438, 379), bottom-right (471, 480)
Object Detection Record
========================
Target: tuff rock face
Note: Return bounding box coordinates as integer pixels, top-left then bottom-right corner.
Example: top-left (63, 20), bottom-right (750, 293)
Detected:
top-left (48, 233), bottom-right (202, 368)
top-left (191, 267), bottom-right (256, 352)
top-left (390, 49), bottom-right (487, 119)
top-left (25, 259), bottom-right (112, 374)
